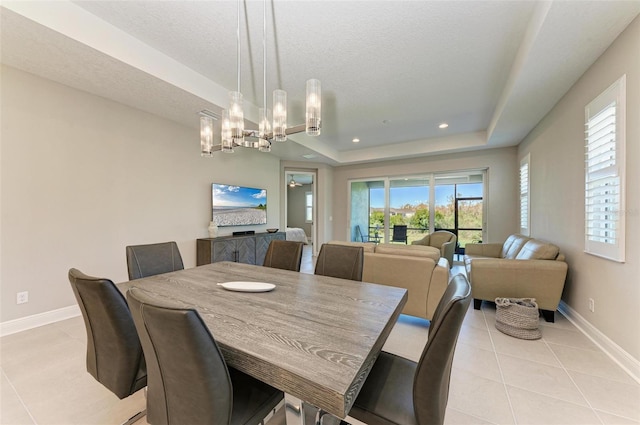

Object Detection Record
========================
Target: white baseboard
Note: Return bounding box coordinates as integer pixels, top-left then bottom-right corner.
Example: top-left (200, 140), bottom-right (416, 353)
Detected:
top-left (1, 305), bottom-right (81, 337)
top-left (559, 301), bottom-right (640, 384)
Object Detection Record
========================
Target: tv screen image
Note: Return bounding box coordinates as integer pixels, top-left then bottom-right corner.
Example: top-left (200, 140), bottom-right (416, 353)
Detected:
top-left (212, 184), bottom-right (267, 227)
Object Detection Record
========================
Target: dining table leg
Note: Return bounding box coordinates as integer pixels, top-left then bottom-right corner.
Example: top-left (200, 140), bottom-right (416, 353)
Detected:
top-left (284, 394), bottom-right (346, 425)
top-left (284, 394), bottom-right (309, 425)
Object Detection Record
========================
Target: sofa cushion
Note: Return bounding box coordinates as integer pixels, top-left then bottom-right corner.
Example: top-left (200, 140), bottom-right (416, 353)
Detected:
top-left (328, 240), bottom-right (376, 253)
top-left (502, 234), bottom-right (531, 259)
top-left (515, 240), bottom-right (559, 260)
top-left (375, 244), bottom-right (440, 262)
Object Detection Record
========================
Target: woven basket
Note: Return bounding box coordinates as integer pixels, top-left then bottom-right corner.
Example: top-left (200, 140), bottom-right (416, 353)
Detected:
top-left (495, 298), bottom-right (541, 340)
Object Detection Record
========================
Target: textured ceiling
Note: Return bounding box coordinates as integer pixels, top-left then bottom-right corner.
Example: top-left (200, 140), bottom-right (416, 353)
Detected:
top-left (2, 1), bottom-right (639, 165)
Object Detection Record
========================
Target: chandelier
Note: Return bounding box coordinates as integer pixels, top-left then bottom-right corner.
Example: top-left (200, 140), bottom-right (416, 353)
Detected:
top-left (200, 0), bottom-right (321, 156)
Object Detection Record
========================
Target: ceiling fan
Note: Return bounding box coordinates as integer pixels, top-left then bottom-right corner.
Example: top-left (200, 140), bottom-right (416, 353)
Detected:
top-left (289, 178), bottom-right (302, 188)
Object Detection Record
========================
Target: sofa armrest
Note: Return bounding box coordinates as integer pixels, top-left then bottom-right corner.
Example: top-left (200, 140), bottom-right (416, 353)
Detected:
top-left (468, 258), bottom-right (568, 311)
top-left (441, 240), bottom-right (456, 268)
top-left (425, 259), bottom-right (450, 319)
top-left (465, 242), bottom-right (502, 258)
top-left (364, 253), bottom-right (436, 319)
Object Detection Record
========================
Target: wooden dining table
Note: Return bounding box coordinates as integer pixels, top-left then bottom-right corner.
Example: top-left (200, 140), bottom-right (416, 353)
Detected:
top-left (118, 261), bottom-right (407, 421)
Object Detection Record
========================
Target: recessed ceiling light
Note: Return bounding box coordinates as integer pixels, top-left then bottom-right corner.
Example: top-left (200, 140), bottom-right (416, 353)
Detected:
top-left (439, 123), bottom-right (449, 129)
top-left (352, 138), bottom-right (360, 143)
top-left (302, 154), bottom-right (317, 159)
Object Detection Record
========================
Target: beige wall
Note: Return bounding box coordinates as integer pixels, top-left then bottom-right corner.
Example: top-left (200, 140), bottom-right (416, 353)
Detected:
top-left (331, 147), bottom-right (519, 243)
top-left (518, 16), bottom-right (640, 360)
top-left (0, 66), bottom-right (281, 322)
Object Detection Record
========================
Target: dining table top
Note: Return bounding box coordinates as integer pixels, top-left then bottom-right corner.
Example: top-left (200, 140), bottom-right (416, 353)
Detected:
top-left (118, 261), bottom-right (407, 418)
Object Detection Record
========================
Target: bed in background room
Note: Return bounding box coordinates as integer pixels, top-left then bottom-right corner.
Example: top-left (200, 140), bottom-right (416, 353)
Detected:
top-left (286, 227), bottom-right (308, 244)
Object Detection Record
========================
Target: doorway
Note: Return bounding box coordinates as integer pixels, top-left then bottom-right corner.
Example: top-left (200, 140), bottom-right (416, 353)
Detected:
top-left (285, 170), bottom-right (317, 254)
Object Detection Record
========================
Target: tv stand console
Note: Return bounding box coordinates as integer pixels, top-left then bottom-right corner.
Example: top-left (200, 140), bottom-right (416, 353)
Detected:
top-left (197, 232), bottom-right (285, 266)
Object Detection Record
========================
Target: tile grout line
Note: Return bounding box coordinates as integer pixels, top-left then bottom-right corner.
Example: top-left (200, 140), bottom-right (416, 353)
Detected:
top-left (543, 337), bottom-right (640, 424)
top-left (482, 306), bottom-right (518, 425)
top-left (542, 336), bottom-right (605, 425)
top-left (1, 367), bottom-right (39, 425)
top-left (447, 406), bottom-right (500, 425)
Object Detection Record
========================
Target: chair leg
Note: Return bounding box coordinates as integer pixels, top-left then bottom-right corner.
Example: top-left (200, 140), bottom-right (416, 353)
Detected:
top-left (122, 409), bottom-right (146, 425)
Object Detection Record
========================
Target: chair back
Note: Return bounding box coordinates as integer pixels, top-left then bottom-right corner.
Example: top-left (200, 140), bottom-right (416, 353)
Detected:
top-left (263, 240), bottom-right (304, 272)
top-left (68, 268), bottom-right (146, 399)
top-left (126, 241), bottom-right (184, 280)
top-left (430, 230), bottom-right (456, 247)
top-left (314, 243), bottom-right (364, 281)
top-left (355, 225), bottom-right (371, 242)
top-left (391, 225), bottom-right (408, 243)
top-left (127, 287), bottom-right (233, 425)
top-left (413, 274), bottom-right (471, 424)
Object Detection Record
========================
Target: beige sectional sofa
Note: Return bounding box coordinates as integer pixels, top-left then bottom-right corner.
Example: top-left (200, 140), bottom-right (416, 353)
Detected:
top-left (464, 234), bottom-right (568, 322)
top-left (328, 241), bottom-right (449, 320)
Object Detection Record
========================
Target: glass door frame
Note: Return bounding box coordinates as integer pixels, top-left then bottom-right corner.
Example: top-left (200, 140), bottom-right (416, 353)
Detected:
top-left (347, 169), bottom-right (487, 246)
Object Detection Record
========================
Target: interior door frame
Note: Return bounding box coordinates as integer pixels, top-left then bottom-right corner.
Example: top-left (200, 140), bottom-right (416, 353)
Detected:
top-left (284, 169), bottom-right (317, 255)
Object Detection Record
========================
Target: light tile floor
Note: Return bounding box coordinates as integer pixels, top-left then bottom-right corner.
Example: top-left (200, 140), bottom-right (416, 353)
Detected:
top-left (1, 254), bottom-right (638, 425)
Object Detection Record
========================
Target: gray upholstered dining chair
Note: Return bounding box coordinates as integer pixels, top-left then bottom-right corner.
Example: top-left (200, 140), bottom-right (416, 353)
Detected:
top-left (263, 239), bottom-right (304, 272)
top-left (68, 269), bottom-right (147, 425)
top-left (127, 287), bottom-right (284, 425)
top-left (314, 243), bottom-right (364, 281)
top-left (347, 274), bottom-right (471, 425)
top-left (126, 241), bottom-right (184, 280)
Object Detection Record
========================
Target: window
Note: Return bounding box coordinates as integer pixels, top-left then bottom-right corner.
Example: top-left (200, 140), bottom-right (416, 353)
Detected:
top-left (349, 171), bottom-right (484, 248)
top-left (519, 154), bottom-right (530, 236)
top-left (305, 191), bottom-right (313, 223)
top-left (585, 75), bottom-right (626, 262)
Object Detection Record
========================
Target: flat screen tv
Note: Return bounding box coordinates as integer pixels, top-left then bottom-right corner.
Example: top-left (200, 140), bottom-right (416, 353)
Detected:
top-left (211, 184), bottom-right (267, 227)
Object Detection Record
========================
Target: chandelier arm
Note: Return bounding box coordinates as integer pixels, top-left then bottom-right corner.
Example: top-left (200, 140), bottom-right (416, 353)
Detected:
top-left (209, 121), bottom-right (310, 151)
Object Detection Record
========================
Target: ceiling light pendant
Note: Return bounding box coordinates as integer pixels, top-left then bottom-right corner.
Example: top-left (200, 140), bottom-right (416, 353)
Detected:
top-left (221, 109), bottom-right (234, 153)
top-left (229, 91), bottom-right (245, 146)
top-left (273, 89), bottom-right (287, 142)
top-left (200, 115), bottom-right (214, 156)
top-left (258, 108), bottom-right (271, 152)
top-left (306, 79), bottom-right (321, 136)
top-left (202, 0), bottom-right (322, 155)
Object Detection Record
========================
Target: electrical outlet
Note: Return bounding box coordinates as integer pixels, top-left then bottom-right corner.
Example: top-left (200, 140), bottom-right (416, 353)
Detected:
top-left (17, 291), bottom-right (29, 304)
top-left (588, 298), bottom-right (595, 313)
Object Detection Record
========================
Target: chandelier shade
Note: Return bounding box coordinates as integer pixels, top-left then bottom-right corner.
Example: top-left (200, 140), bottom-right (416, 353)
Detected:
top-left (259, 107), bottom-right (272, 152)
top-left (221, 109), bottom-right (234, 153)
top-left (306, 79), bottom-right (321, 136)
top-left (200, 115), bottom-right (214, 157)
top-left (229, 91), bottom-right (245, 146)
top-left (273, 89), bottom-right (287, 142)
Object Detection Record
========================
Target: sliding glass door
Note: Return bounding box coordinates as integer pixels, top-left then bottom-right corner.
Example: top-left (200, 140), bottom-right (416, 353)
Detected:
top-left (389, 178), bottom-right (430, 243)
top-left (349, 171), bottom-right (485, 251)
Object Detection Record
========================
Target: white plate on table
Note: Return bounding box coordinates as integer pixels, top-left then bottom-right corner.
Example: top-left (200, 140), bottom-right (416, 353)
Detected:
top-left (217, 281), bottom-right (276, 292)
